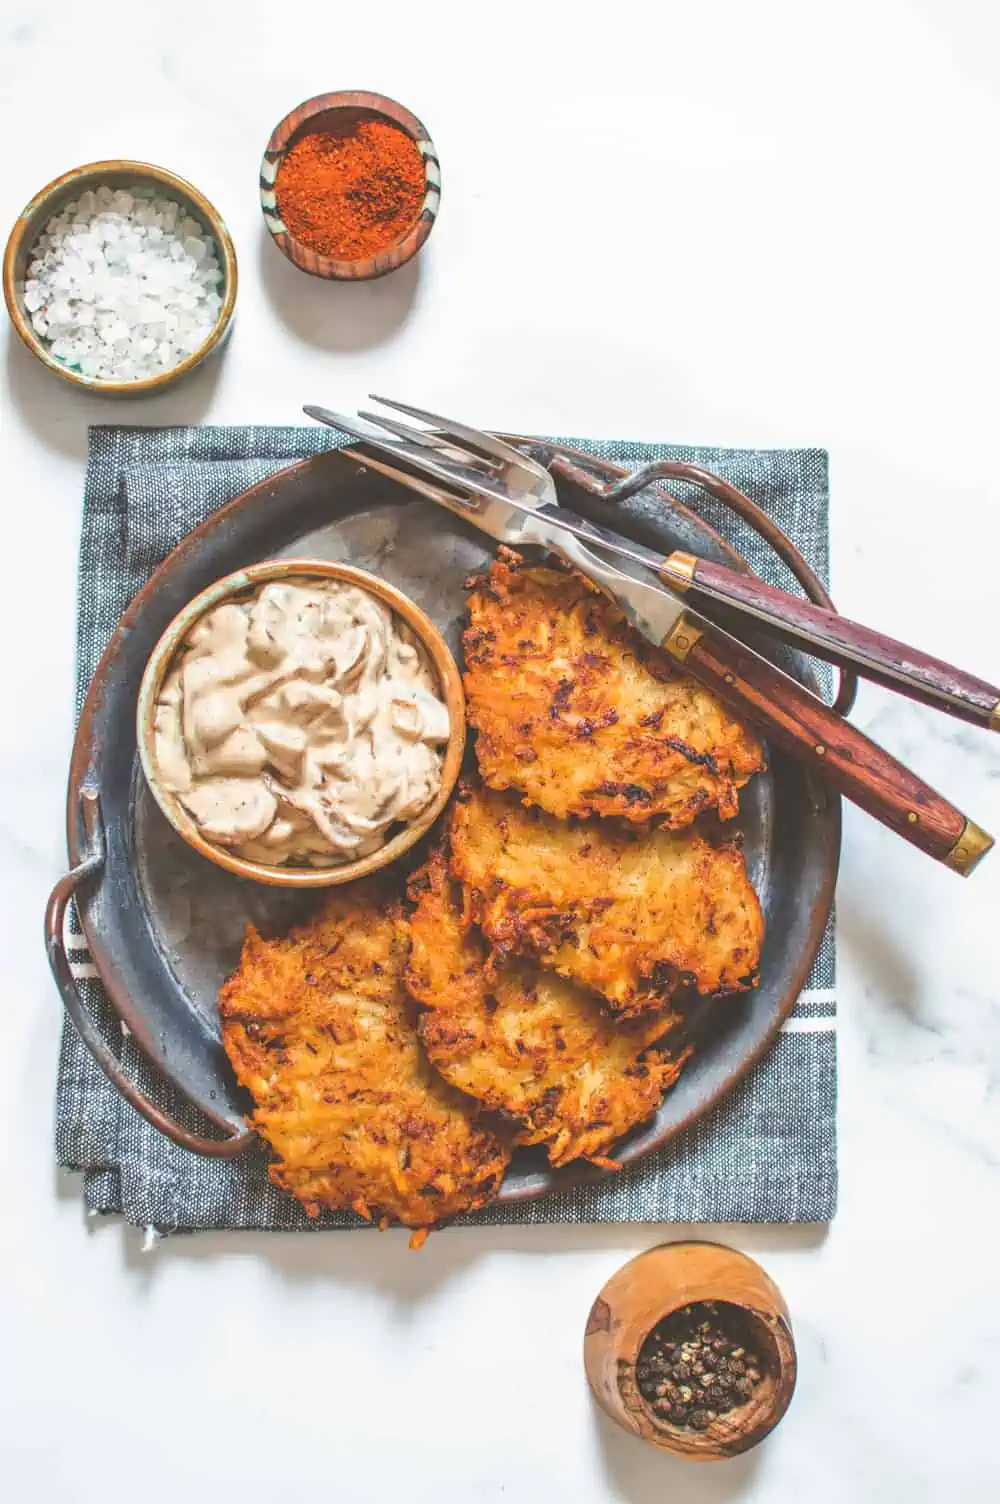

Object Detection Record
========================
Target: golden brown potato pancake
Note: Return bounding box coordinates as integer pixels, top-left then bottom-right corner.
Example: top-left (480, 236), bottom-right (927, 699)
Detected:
top-left (463, 551), bottom-right (765, 827)
top-left (219, 880), bottom-right (512, 1243)
top-left (406, 849), bottom-right (691, 1169)
top-left (450, 783), bottom-right (764, 1018)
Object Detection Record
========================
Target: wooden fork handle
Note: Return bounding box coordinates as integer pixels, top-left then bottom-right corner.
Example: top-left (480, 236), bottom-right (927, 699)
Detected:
top-left (663, 552), bottom-right (1000, 732)
top-left (660, 615), bottom-right (993, 875)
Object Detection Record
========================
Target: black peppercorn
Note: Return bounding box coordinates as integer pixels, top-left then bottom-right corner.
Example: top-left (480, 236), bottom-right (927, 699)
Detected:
top-left (635, 1301), bottom-right (766, 1430)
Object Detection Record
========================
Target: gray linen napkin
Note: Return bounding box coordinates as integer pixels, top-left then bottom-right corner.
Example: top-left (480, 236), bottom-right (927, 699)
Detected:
top-left (57, 425), bottom-right (836, 1230)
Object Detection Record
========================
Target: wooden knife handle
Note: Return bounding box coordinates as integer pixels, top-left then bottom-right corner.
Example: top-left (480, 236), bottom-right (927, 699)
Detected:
top-left (660, 614), bottom-right (993, 875)
top-left (664, 553), bottom-right (1000, 731)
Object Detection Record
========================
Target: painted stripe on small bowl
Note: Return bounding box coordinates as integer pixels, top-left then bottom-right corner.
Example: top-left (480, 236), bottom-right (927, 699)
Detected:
top-left (258, 95), bottom-right (440, 281)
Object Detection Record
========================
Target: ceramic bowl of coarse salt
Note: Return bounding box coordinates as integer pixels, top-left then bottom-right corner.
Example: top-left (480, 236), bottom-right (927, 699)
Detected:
top-left (3, 160), bottom-right (237, 395)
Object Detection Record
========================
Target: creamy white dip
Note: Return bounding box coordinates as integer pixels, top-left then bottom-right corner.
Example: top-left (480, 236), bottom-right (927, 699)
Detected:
top-left (152, 579), bottom-right (450, 866)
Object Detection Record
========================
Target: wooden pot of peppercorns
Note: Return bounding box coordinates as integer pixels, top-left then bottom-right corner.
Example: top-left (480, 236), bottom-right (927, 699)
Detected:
top-left (583, 1241), bottom-right (797, 1461)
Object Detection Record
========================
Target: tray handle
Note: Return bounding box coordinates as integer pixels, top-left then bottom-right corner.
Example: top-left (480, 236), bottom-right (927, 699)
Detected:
top-left (45, 788), bottom-right (256, 1160)
top-left (547, 453), bottom-right (859, 717)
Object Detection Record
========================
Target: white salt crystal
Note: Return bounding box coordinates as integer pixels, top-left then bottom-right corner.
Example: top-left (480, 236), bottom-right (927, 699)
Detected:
top-left (21, 182), bottom-right (225, 382)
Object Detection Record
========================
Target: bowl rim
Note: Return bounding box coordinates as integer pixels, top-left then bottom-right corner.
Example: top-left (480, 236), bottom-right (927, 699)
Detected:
top-left (259, 90), bottom-right (440, 282)
top-left (2, 158), bottom-right (238, 394)
top-left (136, 557), bottom-right (466, 887)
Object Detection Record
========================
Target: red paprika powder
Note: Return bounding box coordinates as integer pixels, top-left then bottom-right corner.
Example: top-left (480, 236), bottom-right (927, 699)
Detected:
top-left (275, 117), bottom-right (425, 261)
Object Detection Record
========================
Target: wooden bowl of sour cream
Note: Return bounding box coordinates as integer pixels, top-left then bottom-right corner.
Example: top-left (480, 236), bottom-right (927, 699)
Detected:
top-left (136, 559), bottom-right (465, 887)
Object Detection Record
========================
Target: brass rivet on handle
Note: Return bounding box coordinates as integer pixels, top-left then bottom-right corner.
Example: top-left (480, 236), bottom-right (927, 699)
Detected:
top-left (724, 672), bottom-right (736, 685)
top-left (815, 744), bottom-right (826, 757)
top-left (907, 812), bottom-right (918, 824)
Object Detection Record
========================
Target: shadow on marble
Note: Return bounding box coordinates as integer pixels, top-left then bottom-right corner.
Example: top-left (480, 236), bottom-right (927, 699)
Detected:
top-left (836, 886), bottom-right (921, 1020)
top-left (257, 225), bottom-right (421, 351)
top-left (593, 1405), bottom-right (763, 1501)
top-left (103, 1217), bottom-right (826, 1307)
top-left (4, 325), bottom-right (225, 459)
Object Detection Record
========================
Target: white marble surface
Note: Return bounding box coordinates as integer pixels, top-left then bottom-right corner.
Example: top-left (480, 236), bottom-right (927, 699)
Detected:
top-left (3, 2), bottom-right (1000, 1499)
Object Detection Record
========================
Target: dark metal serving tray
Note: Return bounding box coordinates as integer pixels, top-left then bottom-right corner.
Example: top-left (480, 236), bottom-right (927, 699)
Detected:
top-left (48, 441), bottom-right (840, 1203)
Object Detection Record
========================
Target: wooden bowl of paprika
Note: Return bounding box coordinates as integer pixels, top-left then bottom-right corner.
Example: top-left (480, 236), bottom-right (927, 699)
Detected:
top-left (260, 91), bottom-right (440, 281)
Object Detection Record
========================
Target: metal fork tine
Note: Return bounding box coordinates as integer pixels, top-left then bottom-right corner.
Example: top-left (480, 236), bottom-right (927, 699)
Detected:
top-left (302, 406), bottom-right (435, 470)
top-left (356, 409), bottom-right (448, 449)
top-left (344, 447), bottom-right (480, 513)
top-left (343, 448), bottom-right (525, 551)
top-left (303, 404), bottom-right (499, 498)
top-left (303, 405), bottom-right (406, 448)
top-left (368, 394), bottom-right (550, 481)
top-left (357, 409), bottom-right (494, 472)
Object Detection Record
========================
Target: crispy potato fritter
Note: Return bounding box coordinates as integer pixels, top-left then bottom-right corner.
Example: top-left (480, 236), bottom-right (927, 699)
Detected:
top-left (219, 881), bottom-right (513, 1242)
top-left (463, 551), bottom-right (765, 827)
top-left (450, 784), bottom-right (764, 1018)
top-left (406, 849), bottom-right (691, 1169)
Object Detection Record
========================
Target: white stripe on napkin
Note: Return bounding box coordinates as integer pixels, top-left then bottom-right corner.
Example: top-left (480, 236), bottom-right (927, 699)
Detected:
top-left (65, 949), bottom-right (836, 1029)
